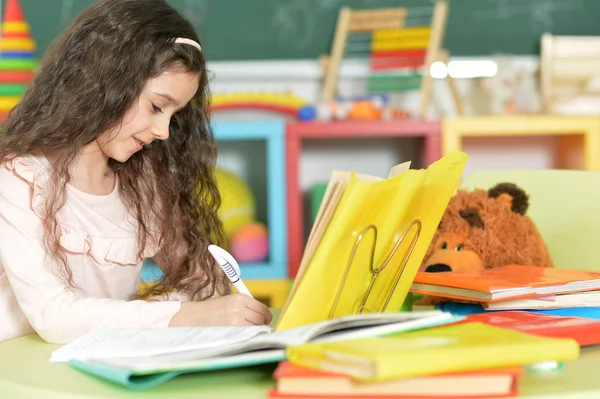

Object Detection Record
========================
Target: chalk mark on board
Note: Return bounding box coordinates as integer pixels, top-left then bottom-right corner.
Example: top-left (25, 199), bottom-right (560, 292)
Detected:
top-left (183, 0), bottom-right (209, 30)
top-left (60, 0), bottom-right (74, 27)
top-left (271, 0), bottom-right (316, 50)
top-left (473, 0), bottom-right (583, 32)
top-left (531, 2), bottom-right (555, 30)
top-left (316, 0), bottom-right (343, 9)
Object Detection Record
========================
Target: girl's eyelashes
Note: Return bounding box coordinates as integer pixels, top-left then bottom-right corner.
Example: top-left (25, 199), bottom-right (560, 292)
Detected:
top-left (151, 103), bottom-right (164, 113)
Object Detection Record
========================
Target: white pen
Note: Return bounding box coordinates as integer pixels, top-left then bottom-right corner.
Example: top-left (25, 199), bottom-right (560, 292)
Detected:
top-left (207, 244), bottom-right (253, 298)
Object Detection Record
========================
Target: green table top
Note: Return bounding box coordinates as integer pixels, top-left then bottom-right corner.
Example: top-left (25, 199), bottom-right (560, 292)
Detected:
top-left (2, 314), bottom-right (600, 398)
top-left (0, 334), bottom-right (277, 399)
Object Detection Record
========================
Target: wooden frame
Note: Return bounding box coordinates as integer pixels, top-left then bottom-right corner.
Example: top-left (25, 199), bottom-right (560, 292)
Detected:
top-left (443, 115), bottom-right (600, 171)
top-left (285, 119), bottom-right (442, 278)
top-left (322, 6), bottom-right (407, 103)
top-left (142, 121), bottom-right (289, 282)
top-left (321, 0), bottom-right (462, 117)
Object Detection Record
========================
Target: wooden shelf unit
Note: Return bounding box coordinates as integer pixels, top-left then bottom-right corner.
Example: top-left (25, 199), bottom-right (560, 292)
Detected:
top-left (285, 119), bottom-right (442, 277)
top-left (443, 115), bottom-right (600, 171)
top-left (141, 121), bottom-right (290, 306)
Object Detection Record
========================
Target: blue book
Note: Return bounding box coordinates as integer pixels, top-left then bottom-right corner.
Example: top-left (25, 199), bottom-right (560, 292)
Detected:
top-left (435, 302), bottom-right (600, 319)
top-left (53, 311), bottom-right (463, 390)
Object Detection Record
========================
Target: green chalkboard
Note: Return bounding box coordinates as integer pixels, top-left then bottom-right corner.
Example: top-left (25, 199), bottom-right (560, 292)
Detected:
top-left (16, 0), bottom-right (600, 61)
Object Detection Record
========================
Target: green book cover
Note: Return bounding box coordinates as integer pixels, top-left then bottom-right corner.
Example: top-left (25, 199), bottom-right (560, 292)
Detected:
top-left (69, 350), bottom-right (286, 390)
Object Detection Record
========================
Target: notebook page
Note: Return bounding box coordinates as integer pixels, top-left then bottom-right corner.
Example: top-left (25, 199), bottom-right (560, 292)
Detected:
top-left (79, 312), bottom-right (442, 365)
top-left (49, 325), bottom-right (273, 363)
top-left (265, 311), bottom-right (453, 347)
top-left (388, 161), bottom-right (411, 178)
top-left (88, 348), bottom-right (287, 374)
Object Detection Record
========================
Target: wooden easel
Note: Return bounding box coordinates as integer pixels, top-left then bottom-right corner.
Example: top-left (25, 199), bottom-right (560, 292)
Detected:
top-left (321, 0), bottom-right (463, 117)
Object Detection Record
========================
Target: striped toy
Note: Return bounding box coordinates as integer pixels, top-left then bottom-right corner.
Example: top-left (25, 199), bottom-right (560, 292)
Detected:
top-left (345, 22), bottom-right (433, 94)
top-left (331, 3), bottom-right (441, 96)
top-left (0, 0), bottom-right (38, 119)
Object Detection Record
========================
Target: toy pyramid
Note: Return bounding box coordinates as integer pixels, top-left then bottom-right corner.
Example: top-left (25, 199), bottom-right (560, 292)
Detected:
top-left (0, 0), bottom-right (37, 119)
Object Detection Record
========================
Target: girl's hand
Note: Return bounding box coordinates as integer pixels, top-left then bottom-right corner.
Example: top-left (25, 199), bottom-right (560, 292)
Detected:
top-left (168, 293), bottom-right (273, 327)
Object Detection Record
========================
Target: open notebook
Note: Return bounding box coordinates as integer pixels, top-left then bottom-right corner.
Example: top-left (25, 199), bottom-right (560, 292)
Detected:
top-left (53, 310), bottom-right (460, 390)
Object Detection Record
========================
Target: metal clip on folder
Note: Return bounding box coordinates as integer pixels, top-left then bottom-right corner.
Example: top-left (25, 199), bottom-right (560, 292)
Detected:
top-left (329, 219), bottom-right (422, 319)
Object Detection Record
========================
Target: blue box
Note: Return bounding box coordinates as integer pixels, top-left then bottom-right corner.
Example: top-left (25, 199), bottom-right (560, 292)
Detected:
top-left (142, 121), bottom-right (288, 281)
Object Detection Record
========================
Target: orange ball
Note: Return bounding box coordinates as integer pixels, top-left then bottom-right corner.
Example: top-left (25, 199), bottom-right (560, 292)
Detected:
top-left (348, 100), bottom-right (382, 120)
top-left (231, 222), bottom-right (269, 263)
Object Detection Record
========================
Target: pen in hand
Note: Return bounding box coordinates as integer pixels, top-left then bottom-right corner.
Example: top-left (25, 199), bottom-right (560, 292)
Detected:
top-left (208, 244), bottom-right (254, 298)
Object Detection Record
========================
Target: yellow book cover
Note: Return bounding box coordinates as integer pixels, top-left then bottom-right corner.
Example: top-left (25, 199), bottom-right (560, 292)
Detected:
top-left (286, 322), bottom-right (580, 382)
top-left (277, 151), bottom-right (468, 332)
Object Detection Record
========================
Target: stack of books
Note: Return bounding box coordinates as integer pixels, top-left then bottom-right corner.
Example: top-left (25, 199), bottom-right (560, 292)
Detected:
top-left (264, 267), bottom-right (600, 398)
top-left (271, 320), bottom-right (582, 398)
top-left (269, 360), bottom-right (523, 398)
top-left (410, 265), bottom-right (600, 319)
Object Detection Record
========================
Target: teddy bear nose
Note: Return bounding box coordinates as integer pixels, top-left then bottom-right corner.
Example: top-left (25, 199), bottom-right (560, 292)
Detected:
top-left (425, 263), bottom-right (452, 273)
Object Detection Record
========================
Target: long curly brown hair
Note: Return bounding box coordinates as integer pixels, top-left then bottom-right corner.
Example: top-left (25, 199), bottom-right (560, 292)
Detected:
top-left (0, 0), bottom-right (231, 300)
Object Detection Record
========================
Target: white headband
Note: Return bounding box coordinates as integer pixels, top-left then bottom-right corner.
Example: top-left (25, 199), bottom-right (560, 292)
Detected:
top-left (174, 37), bottom-right (202, 51)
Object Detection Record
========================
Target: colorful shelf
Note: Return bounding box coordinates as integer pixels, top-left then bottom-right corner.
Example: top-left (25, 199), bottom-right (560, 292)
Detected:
top-left (443, 115), bottom-right (600, 171)
top-left (141, 121), bottom-right (290, 305)
top-left (285, 119), bottom-right (442, 277)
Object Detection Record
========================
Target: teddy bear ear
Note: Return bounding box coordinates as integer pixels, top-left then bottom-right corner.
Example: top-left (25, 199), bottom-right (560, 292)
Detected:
top-left (487, 183), bottom-right (529, 215)
top-left (459, 208), bottom-right (485, 228)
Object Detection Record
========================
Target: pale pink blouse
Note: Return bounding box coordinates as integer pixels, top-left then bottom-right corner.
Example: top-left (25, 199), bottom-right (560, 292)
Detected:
top-left (0, 155), bottom-right (181, 344)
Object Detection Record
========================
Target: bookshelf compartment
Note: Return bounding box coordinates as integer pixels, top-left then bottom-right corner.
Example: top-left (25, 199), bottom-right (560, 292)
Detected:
top-left (286, 120), bottom-right (441, 277)
top-left (142, 121), bottom-right (288, 283)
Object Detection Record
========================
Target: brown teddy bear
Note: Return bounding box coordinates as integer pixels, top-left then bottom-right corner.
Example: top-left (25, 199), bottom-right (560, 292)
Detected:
top-left (416, 182), bottom-right (553, 305)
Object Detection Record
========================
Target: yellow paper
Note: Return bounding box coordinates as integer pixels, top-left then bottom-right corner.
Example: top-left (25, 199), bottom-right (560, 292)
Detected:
top-left (286, 322), bottom-right (580, 382)
top-left (277, 151), bottom-right (468, 331)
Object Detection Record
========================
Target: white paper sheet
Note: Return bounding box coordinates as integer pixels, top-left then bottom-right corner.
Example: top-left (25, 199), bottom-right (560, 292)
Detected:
top-left (49, 325), bottom-right (273, 362)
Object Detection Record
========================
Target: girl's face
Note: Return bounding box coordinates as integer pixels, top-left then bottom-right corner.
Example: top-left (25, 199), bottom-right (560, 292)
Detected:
top-left (97, 68), bottom-right (200, 163)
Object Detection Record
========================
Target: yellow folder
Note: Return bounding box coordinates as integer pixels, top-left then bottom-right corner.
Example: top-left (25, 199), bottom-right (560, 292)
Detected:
top-left (277, 151), bottom-right (469, 331)
top-left (286, 322), bottom-right (581, 382)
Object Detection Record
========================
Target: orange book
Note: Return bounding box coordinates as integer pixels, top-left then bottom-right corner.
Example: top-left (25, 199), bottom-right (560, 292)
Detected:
top-left (269, 360), bottom-right (521, 398)
top-left (410, 265), bottom-right (600, 303)
top-left (464, 310), bottom-right (600, 347)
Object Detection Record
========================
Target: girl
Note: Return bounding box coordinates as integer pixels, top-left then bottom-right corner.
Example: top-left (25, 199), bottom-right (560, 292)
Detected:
top-left (0, 0), bottom-right (272, 344)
